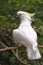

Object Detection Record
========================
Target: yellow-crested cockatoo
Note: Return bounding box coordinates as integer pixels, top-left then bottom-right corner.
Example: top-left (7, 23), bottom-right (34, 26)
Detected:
top-left (12, 11), bottom-right (41, 60)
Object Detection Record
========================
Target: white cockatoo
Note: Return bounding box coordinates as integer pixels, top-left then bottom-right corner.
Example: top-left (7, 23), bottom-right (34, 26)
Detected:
top-left (12, 11), bottom-right (41, 60)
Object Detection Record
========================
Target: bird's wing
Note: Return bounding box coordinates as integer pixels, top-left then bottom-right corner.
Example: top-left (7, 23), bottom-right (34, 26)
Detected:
top-left (21, 26), bottom-right (37, 41)
top-left (18, 27), bottom-right (38, 50)
top-left (13, 28), bottom-right (38, 51)
top-left (12, 29), bottom-right (41, 60)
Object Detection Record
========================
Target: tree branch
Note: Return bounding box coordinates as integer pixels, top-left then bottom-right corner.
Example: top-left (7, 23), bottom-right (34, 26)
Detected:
top-left (38, 45), bottom-right (43, 48)
top-left (0, 41), bottom-right (26, 65)
top-left (0, 41), bottom-right (7, 47)
top-left (0, 47), bottom-right (17, 52)
top-left (12, 50), bottom-right (27, 65)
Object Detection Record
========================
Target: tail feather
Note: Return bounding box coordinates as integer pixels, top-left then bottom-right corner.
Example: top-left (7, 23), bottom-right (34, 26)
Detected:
top-left (27, 48), bottom-right (41, 60)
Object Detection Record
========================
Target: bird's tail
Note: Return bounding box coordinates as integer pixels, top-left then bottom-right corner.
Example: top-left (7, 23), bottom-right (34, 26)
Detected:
top-left (27, 48), bottom-right (41, 60)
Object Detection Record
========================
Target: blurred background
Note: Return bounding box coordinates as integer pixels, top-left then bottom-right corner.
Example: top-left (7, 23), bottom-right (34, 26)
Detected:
top-left (0, 0), bottom-right (43, 65)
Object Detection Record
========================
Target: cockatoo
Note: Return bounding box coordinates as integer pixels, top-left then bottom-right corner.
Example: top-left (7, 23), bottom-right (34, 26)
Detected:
top-left (12, 11), bottom-right (41, 60)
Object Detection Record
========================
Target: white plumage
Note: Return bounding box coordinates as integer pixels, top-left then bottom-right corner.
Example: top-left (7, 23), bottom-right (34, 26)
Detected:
top-left (12, 11), bottom-right (41, 60)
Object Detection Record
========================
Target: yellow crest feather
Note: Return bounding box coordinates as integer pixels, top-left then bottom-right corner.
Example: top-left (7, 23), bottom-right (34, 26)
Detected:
top-left (28, 13), bottom-right (35, 17)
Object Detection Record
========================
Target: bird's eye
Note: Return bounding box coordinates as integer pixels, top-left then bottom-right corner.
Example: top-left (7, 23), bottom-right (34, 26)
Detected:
top-left (20, 14), bottom-right (22, 15)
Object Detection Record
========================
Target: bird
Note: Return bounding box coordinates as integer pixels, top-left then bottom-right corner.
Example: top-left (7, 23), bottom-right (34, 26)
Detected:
top-left (12, 11), bottom-right (41, 60)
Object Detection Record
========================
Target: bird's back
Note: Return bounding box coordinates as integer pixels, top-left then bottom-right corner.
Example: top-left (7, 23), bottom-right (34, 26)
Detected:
top-left (19, 25), bottom-right (37, 41)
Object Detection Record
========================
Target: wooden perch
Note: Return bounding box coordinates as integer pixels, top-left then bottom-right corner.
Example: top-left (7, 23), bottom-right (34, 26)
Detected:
top-left (38, 45), bottom-right (43, 48)
top-left (0, 47), bottom-right (17, 52)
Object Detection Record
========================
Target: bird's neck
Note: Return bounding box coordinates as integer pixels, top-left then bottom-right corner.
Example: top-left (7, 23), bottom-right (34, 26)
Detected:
top-left (19, 19), bottom-right (32, 27)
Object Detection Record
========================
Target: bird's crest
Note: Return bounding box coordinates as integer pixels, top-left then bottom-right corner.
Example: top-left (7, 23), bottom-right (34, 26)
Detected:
top-left (28, 13), bottom-right (35, 17)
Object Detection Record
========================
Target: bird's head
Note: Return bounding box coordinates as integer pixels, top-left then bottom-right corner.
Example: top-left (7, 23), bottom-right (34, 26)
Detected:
top-left (17, 11), bottom-right (35, 22)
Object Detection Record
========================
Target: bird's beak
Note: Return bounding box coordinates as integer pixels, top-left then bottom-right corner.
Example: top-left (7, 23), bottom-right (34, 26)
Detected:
top-left (28, 13), bottom-right (35, 17)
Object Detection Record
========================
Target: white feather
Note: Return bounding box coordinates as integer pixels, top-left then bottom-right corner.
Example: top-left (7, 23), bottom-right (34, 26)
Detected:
top-left (12, 11), bottom-right (41, 60)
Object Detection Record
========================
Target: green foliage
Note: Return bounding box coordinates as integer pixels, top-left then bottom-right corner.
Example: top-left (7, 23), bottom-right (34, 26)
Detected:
top-left (0, 0), bottom-right (43, 65)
